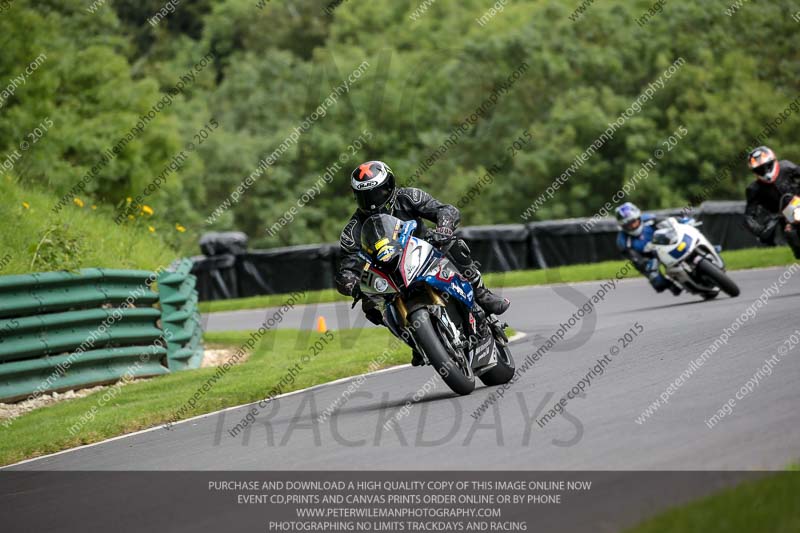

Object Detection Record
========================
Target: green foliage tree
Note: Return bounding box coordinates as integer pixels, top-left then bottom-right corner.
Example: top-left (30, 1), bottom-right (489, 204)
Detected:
top-left (3, 0), bottom-right (800, 252)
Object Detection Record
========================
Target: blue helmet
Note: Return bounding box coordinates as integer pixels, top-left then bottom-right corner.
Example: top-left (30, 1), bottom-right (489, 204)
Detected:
top-left (615, 202), bottom-right (643, 236)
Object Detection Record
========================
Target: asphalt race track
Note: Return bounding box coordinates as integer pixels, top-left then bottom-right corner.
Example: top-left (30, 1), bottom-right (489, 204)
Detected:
top-left (4, 267), bottom-right (798, 532)
top-left (7, 266), bottom-right (799, 472)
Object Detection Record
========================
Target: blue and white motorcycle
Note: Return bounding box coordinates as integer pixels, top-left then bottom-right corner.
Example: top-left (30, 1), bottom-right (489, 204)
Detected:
top-left (649, 217), bottom-right (740, 298)
top-left (357, 214), bottom-right (515, 395)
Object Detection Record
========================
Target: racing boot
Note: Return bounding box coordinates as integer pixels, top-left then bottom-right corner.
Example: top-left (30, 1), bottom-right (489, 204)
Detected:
top-left (465, 268), bottom-right (509, 316)
top-left (649, 271), bottom-right (681, 296)
top-left (474, 284), bottom-right (510, 315)
top-left (411, 349), bottom-right (425, 367)
top-left (668, 281), bottom-right (682, 296)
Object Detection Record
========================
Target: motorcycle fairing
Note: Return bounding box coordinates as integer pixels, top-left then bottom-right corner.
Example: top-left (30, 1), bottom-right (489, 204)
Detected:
top-left (361, 263), bottom-right (399, 294)
top-left (421, 258), bottom-right (474, 308)
top-left (470, 334), bottom-right (497, 368)
top-left (398, 219), bottom-right (417, 246)
top-left (399, 237), bottom-right (437, 286)
top-left (668, 234), bottom-right (694, 260)
top-left (362, 214), bottom-right (474, 307)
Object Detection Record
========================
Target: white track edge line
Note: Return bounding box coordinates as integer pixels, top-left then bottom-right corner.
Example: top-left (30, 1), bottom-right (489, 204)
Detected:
top-left (1, 364), bottom-right (409, 470)
top-left (2, 332), bottom-right (528, 470)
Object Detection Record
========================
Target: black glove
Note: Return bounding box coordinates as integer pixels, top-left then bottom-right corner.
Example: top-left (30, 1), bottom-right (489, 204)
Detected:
top-left (350, 282), bottom-right (362, 298)
top-left (348, 282), bottom-right (362, 309)
top-left (364, 307), bottom-right (384, 326)
top-left (759, 217), bottom-right (779, 244)
top-left (429, 226), bottom-right (455, 246)
top-left (361, 294), bottom-right (385, 326)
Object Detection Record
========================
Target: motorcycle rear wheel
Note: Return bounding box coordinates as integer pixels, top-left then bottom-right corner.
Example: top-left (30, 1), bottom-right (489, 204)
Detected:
top-left (409, 309), bottom-right (475, 396)
top-left (697, 259), bottom-right (740, 297)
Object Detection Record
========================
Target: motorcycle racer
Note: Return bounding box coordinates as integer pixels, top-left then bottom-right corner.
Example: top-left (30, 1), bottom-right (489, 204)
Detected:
top-left (615, 202), bottom-right (683, 295)
top-left (336, 161), bottom-right (509, 364)
top-left (743, 146), bottom-right (800, 258)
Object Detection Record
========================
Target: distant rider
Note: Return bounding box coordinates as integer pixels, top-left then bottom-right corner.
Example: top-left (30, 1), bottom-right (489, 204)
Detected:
top-left (615, 202), bottom-right (682, 295)
top-left (743, 146), bottom-right (800, 258)
top-left (335, 161), bottom-right (510, 365)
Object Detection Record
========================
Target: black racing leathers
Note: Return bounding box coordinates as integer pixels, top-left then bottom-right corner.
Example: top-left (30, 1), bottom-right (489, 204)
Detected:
top-left (744, 160), bottom-right (800, 257)
top-left (336, 187), bottom-right (474, 325)
top-left (336, 187), bottom-right (460, 297)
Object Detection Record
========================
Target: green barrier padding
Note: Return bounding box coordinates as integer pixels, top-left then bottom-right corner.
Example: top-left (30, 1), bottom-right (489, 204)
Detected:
top-left (0, 308), bottom-right (162, 363)
top-left (0, 263), bottom-right (203, 402)
top-left (0, 345), bottom-right (169, 402)
top-left (158, 259), bottom-right (204, 371)
top-left (0, 268), bottom-right (157, 319)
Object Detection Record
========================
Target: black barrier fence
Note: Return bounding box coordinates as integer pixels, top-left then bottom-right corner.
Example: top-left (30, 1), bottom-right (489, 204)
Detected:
top-left (193, 202), bottom-right (761, 301)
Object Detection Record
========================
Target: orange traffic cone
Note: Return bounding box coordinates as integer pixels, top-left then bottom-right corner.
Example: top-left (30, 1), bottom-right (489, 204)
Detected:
top-left (315, 316), bottom-right (328, 333)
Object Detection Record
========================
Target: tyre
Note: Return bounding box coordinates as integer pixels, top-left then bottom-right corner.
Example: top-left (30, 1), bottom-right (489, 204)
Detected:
top-left (409, 309), bottom-right (475, 396)
top-left (478, 340), bottom-right (516, 386)
top-left (697, 259), bottom-right (740, 297)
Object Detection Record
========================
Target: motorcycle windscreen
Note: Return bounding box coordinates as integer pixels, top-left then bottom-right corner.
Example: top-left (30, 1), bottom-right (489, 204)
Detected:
top-left (652, 227), bottom-right (678, 245)
top-left (360, 213), bottom-right (404, 265)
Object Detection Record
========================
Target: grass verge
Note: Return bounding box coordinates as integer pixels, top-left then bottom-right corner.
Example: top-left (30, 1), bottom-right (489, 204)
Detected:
top-left (0, 179), bottom-right (181, 275)
top-left (199, 246), bottom-right (796, 313)
top-left (0, 328), bottom-right (408, 467)
top-left (625, 467), bottom-right (800, 533)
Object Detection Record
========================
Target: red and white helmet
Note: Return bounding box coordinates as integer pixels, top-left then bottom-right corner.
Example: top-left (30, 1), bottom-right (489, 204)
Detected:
top-left (350, 161), bottom-right (396, 215)
top-left (748, 146), bottom-right (780, 183)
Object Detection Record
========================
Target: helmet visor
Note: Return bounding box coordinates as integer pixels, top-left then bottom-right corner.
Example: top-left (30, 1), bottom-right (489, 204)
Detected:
top-left (356, 185), bottom-right (393, 214)
top-left (622, 218), bottom-right (641, 233)
top-left (753, 161), bottom-right (774, 177)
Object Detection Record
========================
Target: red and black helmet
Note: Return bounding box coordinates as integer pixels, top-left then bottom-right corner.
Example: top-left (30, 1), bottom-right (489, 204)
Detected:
top-left (748, 146), bottom-right (780, 183)
top-left (350, 160), bottom-right (397, 215)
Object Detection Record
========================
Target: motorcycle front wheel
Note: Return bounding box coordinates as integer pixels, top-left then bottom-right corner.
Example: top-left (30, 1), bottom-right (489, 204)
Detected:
top-left (409, 309), bottom-right (475, 396)
top-left (696, 259), bottom-right (740, 297)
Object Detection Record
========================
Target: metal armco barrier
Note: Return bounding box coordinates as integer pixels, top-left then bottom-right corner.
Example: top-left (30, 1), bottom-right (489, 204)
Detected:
top-left (0, 265), bottom-right (204, 402)
top-left (158, 259), bottom-right (204, 371)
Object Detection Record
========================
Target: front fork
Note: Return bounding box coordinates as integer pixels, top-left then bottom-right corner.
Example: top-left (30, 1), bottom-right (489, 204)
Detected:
top-left (486, 314), bottom-right (509, 346)
top-left (383, 290), bottom-right (477, 366)
top-left (382, 297), bottom-right (435, 366)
